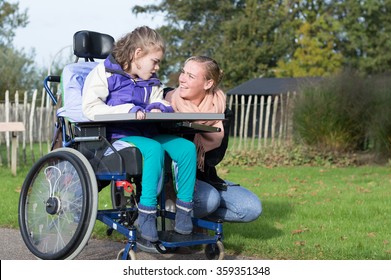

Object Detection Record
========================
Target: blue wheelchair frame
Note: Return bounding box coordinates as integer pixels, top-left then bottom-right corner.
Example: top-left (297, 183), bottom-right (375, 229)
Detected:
top-left (18, 30), bottom-right (224, 260)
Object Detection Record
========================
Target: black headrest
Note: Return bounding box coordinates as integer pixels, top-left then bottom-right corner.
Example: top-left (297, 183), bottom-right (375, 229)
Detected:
top-left (73, 30), bottom-right (114, 60)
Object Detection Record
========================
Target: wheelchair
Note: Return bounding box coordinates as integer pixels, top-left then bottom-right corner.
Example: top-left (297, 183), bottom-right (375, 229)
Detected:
top-left (18, 30), bottom-right (225, 260)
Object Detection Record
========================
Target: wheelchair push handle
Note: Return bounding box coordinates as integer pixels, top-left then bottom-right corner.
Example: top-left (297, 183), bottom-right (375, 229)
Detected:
top-left (43, 75), bottom-right (61, 106)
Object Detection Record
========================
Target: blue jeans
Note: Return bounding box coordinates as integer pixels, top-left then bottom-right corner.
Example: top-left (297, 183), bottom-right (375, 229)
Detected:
top-left (193, 180), bottom-right (262, 223)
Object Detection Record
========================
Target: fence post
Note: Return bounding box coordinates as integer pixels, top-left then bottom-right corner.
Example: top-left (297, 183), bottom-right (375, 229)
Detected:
top-left (271, 95), bottom-right (279, 146)
top-left (233, 94), bottom-right (238, 148)
top-left (286, 91), bottom-right (296, 143)
top-left (279, 93), bottom-right (284, 145)
top-left (38, 88), bottom-right (45, 156)
top-left (29, 89), bottom-right (37, 163)
top-left (5, 90), bottom-right (10, 167)
top-left (251, 95), bottom-right (258, 150)
top-left (239, 95), bottom-right (245, 151)
top-left (264, 96), bottom-right (272, 147)
top-left (257, 96), bottom-right (264, 150)
top-left (244, 95), bottom-right (252, 150)
top-left (0, 122), bottom-right (25, 175)
top-left (22, 91), bottom-right (28, 163)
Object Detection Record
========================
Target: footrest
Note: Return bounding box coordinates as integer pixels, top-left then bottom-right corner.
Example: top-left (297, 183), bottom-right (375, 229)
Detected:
top-left (158, 230), bottom-right (217, 247)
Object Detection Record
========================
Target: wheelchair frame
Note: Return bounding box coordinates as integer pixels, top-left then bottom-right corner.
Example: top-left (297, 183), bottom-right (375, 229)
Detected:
top-left (18, 30), bottom-right (225, 260)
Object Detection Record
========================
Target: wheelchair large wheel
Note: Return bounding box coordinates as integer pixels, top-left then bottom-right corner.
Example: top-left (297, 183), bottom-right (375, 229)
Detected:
top-left (18, 148), bottom-right (98, 259)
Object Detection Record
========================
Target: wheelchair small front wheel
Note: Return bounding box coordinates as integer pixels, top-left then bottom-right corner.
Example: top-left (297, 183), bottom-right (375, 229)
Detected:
top-left (204, 241), bottom-right (225, 260)
top-left (155, 242), bottom-right (169, 254)
top-left (117, 248), bottom-right (137, 260)
top-left (18, 148), bottom-right (98, 260)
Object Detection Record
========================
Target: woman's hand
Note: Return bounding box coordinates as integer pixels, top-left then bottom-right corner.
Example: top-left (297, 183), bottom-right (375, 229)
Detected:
top-left (150, 109), bottom-right (162, 113)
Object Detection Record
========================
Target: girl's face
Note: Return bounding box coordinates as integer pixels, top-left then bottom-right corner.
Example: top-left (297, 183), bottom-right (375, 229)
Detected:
top-left (131, 48), bottom-right (163, 80)
top-left (177, 60), bottom-right (213, 106)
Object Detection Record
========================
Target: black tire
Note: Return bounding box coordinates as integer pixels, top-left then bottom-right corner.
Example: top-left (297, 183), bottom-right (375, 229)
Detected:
top-left (117, 248), bottom-right (137, 260)
top-left (155, 242), bottom-right (169, 254)
top-left (18, 148), bottom-right (98, 259)
top-left (204, 241), bottom-right (225, 260)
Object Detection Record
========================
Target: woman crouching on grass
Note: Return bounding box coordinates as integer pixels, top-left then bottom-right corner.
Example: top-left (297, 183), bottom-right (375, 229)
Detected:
top-left (165, 56), bottom-right (262, 223)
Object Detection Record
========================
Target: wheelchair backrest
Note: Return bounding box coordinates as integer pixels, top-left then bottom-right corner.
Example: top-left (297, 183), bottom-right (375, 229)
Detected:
top-left (57, 62), bottom-right (98, 122)
top-left (57, 31), bottom-right (115, 122)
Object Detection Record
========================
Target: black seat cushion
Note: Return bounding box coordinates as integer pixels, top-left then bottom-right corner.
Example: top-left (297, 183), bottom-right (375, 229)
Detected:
top-left (97, 147), bottom-right (143, 177)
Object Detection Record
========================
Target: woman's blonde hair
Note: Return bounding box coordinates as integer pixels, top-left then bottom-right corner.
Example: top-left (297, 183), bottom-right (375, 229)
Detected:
top-left (184, 56), bottom-right (224, 93)
top-left (112, 26), bottom-right (165, 72)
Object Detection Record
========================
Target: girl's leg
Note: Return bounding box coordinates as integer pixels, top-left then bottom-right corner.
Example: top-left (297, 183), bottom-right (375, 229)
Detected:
top-left (121, 136), bottom-right (164, 206)
top-left (153, 134), bottom-right (196, 234)
top-left (153, 134), bottom-right (196, 202)
top-left (120, 136), bottom-right (164, 242)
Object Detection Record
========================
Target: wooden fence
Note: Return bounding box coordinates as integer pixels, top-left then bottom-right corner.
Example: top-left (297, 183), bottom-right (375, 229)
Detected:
top-left (1, 88), bottom-right (296, 168)
top-left (0, 89), bottom-right (58, 167)
top-left (228, 92), bottom-right (296, 151)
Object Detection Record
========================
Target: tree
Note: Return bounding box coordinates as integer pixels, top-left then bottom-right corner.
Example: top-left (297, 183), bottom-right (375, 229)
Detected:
top-left (277, 15), bottom-right (344, 77)
top-left (0, 47), bottom-right (38, 93)
top-left (133, 0), bottom-right (391, 87)
top-left (216, 0), bottom-right (295, 86)
top-left (0, 0), bottom-right (40, 100)
top-left (133, 0), bottom-right (292, 89)
top-left (0, 0), bottom-right (28, 45)
top-left (134, 0), bottom-right (238, 87)
top-left (335, 0), bottom-right (391, 74)
top-left (277, 0), bottom-right (391, 77)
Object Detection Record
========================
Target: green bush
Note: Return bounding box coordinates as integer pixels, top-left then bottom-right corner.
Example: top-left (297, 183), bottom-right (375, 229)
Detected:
top-left (368, 74), bottom-right (391, 157)
top-left (292, 70), bottom-right (391, 157)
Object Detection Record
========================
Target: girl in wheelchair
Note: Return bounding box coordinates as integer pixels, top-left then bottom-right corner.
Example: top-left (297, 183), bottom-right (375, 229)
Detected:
top-left (82, 26), bottom-right (197, 243)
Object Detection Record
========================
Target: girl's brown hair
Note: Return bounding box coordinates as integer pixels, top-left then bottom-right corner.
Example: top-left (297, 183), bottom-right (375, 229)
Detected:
top-left (112, 26), bottom-right (165, 72)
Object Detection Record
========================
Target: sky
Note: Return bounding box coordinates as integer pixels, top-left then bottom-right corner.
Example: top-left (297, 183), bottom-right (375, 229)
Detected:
top-left (12, 0), bottom-right (164, 69)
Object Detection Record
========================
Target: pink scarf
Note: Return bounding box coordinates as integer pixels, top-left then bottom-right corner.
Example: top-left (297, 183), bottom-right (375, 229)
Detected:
top-left (170, 88), bottom-right (226, 171)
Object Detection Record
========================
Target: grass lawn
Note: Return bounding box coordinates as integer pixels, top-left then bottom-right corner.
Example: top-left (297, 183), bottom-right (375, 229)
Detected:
top-left (1, 148), bottom-right (390, 259)
top-left (221, 165), bottom-right (391, 260)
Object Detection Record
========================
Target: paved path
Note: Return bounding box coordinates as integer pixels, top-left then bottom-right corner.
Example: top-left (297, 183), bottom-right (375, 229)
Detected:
top-left (0, 228), bottom-right (254, 260)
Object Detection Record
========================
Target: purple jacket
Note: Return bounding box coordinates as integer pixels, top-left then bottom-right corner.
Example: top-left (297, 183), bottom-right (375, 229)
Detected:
top-left (103, 55), bottom-right (173, 139)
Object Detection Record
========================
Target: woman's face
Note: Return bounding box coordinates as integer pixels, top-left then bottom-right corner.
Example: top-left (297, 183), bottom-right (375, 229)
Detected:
top-left (131, 48), bottom-right (163, 80)
top-left (177, 60), bottom-right (212, 105)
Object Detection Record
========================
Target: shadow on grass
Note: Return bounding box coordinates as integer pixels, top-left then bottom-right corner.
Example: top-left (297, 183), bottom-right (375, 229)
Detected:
top-left (223, 200), bottom-right (294, 256)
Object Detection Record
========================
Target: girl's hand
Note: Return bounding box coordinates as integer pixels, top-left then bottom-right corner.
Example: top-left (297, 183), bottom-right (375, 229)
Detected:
top-left (150, 109), bottom-right (162, 113)
top-left (136, 110), bottom-right (146, 120)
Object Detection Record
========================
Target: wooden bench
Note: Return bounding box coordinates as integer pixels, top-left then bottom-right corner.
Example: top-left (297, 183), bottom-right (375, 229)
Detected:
top-left (0, 122), bottom-right (25, 176)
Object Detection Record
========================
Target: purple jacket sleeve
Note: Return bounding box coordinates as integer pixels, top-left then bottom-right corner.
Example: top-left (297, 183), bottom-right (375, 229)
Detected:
top-left (145, 102), bottom-right (174, 113)
top-left (129, 106), bottom-right (145, 113)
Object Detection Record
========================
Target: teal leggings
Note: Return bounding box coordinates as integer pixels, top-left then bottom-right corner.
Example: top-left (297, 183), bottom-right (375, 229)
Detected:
top-left (120, 135), bottom-right (196, 206)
